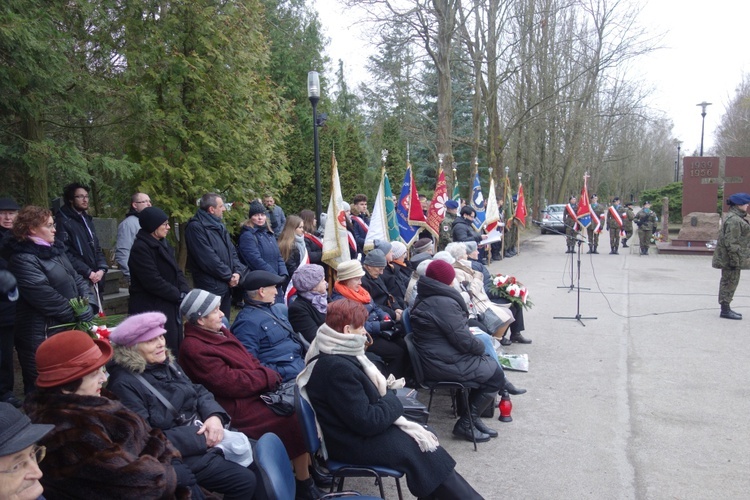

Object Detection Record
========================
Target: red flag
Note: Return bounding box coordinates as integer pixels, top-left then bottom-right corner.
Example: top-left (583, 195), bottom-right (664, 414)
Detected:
top-left (576, 181), bottom-right (591, 228)
top-left (426, 169), bottom-right (448, 237)
top-left (514, 182), bottom-right (528, 227)
top-left (407, 172), bottom-right (427, 227)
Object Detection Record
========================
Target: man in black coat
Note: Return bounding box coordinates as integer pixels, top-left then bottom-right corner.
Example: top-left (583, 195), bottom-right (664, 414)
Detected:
top-left (184, 193), bottom-right (245, 317)
top-left (55, 183), bottom-right (108, 300)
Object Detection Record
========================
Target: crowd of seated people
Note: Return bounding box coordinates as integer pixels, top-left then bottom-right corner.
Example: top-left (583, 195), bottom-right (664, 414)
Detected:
top-left (3, 187), bottom-right (536, 499)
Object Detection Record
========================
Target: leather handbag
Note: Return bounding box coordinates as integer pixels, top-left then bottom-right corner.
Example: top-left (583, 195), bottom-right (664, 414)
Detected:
top-left (260, 381), bottom-right (296, 416)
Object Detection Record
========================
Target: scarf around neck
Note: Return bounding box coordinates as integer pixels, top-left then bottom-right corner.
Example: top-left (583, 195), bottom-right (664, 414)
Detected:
top-left (334, 281), bottom-right (371, 304)
top-left (299, 291), bottom-right (327, 314)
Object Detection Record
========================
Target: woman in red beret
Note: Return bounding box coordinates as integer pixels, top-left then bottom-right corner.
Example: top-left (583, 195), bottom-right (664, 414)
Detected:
top-left (23, 330), bottom-right (194, 499)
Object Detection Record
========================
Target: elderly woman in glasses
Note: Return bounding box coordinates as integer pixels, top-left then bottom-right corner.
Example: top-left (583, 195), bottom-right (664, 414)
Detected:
top-left (24, 330), bottom-right (194, 498)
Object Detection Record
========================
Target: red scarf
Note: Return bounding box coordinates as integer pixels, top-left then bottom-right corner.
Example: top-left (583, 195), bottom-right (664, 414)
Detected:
top-left (334, 281), bottom-right (372, 304)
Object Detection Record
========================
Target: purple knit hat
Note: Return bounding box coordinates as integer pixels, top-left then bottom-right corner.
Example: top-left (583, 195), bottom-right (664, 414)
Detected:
top-left (292, 264), bottom-right (325, 293)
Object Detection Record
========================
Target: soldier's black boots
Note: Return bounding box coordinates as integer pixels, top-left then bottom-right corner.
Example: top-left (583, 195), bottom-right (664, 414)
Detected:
top-left (587, 245), bottom-right (594, 254)
top-left (593, 245), bottom-right (599, 254)
top-left (565, 246), bottom-right (574, 253)
top-left (622, 240), bottom-right (629, 248)
top-left (720, 303), bottom-right (742, 320)
top-left (640, 247), bottom-right (649, 255)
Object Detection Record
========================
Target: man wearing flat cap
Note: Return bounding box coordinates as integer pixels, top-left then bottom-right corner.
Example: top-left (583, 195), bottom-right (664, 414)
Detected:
top-left (634, 201), bottom-right (658, 255)
top-left (712, 192), bottom-right (750, 320)
top-left (0, 402), bottom-right (53, 499)
top-left (230, 271), bottom-right (305, 382)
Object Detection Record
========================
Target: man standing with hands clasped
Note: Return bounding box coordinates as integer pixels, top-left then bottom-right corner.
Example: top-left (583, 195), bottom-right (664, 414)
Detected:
top-left (185, 193), bottom-right (245, 318)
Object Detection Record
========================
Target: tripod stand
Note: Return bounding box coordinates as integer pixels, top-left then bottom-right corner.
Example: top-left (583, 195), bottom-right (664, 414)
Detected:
top-left (557, 232), bottom-right (590, 292)
top-left (554, 237), bottom-right (597, 326)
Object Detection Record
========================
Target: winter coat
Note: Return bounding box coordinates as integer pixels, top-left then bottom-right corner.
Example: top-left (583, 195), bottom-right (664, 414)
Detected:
top-left (54, 204), bottom-right (108, 281)
top-left (115, 210), bottom-right (140, 279)
top-left (305, 353), bottom-right (456, 497)
top-left (361, 272), bottom-right (403, 318)
top-left (350, 215), bottom-right (369, 254)
top-left (230, 300), bottom-right (304, 382)
top-left (382, 263), bottom-right (409, 305)
top-left (304, 233), bottom-right (324, 266)
top-left (452, 260), bottom-right (513, 326)
top-left (288, 294), bottom-right (326, 343)
top-left (7, 239), bottom-right (92, 342)
top-left (265, 205), bottom-right (286, 236)
top-left (128, 230), bottom-right (190, 352)
top-left (330, 290), bottom-right (389, 337)
top-left (451, 216), bottom-right (481, 243)
top-left (178, 323), bottom-right (305, 459)
top-left (237, 224), bottom-right (288, 278)
top-left (634, 209), bottom-right (658, 232)
top-left (0, 228), bottom-right (16, 328)
top-left (24, 390), bottom-right (186, 499)
top-left (409, 275), bottom-right (499, 384)
top-left (107, 349), bottom-right (230, 460)
top-left (184, 209), bottom-right (245, 298)
top-left (712, 206), bottom-right (750, 270)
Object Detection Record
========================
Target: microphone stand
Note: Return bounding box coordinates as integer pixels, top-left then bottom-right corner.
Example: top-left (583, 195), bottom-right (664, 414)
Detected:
top-left (531, 220), bottom-right (587, 292)
top-left (554, 237), bottom-right (597, 326)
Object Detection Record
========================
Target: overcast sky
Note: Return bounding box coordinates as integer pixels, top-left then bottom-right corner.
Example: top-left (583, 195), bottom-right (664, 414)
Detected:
top-left (315, 0), bottom-right (750, 156)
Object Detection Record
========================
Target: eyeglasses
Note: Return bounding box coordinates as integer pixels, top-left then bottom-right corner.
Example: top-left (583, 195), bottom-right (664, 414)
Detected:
top-left (0, 445), bottom-right (46, 475)
top-left (74, 195), bottom-right (89, 200)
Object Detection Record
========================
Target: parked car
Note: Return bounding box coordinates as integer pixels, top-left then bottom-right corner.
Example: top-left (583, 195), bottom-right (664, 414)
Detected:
top-left (538, 204), bottom-right (566, 234)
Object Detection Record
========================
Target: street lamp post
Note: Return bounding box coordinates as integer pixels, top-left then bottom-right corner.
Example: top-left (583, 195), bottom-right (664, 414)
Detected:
top-left (308, 71), bottom-right (322, 219)
top-left (674, 139), bottom-right (682, 182)
top-left (696, 101), bottom-right (712, 157)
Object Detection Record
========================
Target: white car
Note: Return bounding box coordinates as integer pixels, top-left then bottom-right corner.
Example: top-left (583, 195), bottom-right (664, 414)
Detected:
top-left (539, 204), bottom-right (566, 234)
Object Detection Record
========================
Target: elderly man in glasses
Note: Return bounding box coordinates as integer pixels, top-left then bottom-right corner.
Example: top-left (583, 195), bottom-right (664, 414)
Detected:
top-left (114, 192), bottom-right (152, 283)
top-left (0, 402), bottom-right (52, 500)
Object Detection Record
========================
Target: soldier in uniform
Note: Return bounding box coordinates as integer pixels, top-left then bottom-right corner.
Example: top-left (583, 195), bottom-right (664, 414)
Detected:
top-left (621, 202), bottom-right (635, 248)
top-left (586, 194), bottom-right (605, 254)
top-left (606, 197), bottom-right (623, 254)
top-left (563, 196), bottom-right (578, 254)
top-left (438, 200), bottom-right (459, 251)
top-left (712, 193), bottom-right (750, 320)
top-left (634, 201), bottom-right (658, 255)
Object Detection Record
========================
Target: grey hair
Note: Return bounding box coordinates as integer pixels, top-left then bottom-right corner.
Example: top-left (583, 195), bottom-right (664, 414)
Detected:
top-left (445, 242), bottom-right (468, 261)
top-left (432, 251), bottom-right (456, 265)
top-left (416, 259), bottom-right (431, 277)
top-left (199, 193), bottom-right (222, 211)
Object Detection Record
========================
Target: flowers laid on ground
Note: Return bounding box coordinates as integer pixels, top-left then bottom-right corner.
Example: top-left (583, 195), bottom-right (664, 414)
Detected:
top-left (52, 297), bottom-right (124, 340)
top-left (488, 274), bottom-right (533, 310)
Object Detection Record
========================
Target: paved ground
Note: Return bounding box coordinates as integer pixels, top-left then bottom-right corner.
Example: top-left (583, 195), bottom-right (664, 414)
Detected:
top-left (345, 229), bottom-right (750, 499)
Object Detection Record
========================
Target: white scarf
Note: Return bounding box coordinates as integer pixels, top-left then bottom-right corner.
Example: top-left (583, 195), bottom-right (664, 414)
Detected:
top-left (296, 324), bottom-right (439, 456)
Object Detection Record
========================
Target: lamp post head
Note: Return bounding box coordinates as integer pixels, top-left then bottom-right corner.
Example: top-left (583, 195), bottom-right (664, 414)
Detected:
top-left (696, 101), bottom-right (712, 116)
top-left (307, 71), bottom-right (320, 102)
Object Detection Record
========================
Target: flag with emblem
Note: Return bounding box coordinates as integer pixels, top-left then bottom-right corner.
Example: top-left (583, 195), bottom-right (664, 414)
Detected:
top-left (514, 181), bottom-right (528, 227)
top-left (425, 169), bottom-right (448, 238)
top-left (396, 165), bottom-right (422, 245)
top-left (484, 178), bottom-right (500, 233)
top-left (321, 152), bottom-right (351, 269)
top-left (470, 172), bottom-right (486, 230)
top-left (576, 178), bottom-right (592, 228)
top-left (365, 168), bottom-right (398, 251)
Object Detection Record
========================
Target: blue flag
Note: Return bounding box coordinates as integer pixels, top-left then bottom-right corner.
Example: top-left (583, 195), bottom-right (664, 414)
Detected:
top-left (397, 166), bottom-right (420, 245)
top-left (471, 172), bottom-right (486, 230)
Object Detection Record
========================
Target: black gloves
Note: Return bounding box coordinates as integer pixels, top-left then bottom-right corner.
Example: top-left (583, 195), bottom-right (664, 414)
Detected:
top-left (379, 320), bottom-right (394, 331)
top-left (0, 271), bottom-right (17, 300)
top-left (171, 460), bottom-right (197, 487)
top-left (77, 305), bottom-right (95, 323)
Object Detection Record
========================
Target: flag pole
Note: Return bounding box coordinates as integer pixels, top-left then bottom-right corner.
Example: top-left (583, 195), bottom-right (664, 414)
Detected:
top-left (516, 172), bottom-right (522, 255)
top-left (501, 166), bottom-right (509, 256)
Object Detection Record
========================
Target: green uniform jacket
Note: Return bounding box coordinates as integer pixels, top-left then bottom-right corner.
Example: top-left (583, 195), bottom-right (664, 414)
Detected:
top-left (438, 212), bottom-right (457, 251)
top-left (634, 209), bottom-right (658, 232)
top-left (622, 207), bottom-right (635, 231)
top-left (712, 206), bottom-right (750, 270)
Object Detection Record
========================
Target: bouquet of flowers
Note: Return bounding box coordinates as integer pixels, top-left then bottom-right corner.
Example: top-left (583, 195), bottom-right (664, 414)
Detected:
top-left (52, 297), bottom-right (125, 340)
top-left (488, 274), bottom-right (533, 310)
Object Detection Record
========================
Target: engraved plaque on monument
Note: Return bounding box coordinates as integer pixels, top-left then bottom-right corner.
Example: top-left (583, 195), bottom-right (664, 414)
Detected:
top-left (682, 157), bottom-right (718, 217)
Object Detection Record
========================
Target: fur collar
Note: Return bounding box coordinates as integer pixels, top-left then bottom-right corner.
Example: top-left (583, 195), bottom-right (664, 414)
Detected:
top-left (112, 344), bottom-right (175, 374)
top-left (3, 237), bottom-right (65, 260)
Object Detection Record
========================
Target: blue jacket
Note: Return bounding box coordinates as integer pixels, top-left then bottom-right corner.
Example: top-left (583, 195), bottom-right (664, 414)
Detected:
top-left (230, 300), bottom-right (304, 382)
top-left (237, 225), bottom-right (288, 277)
